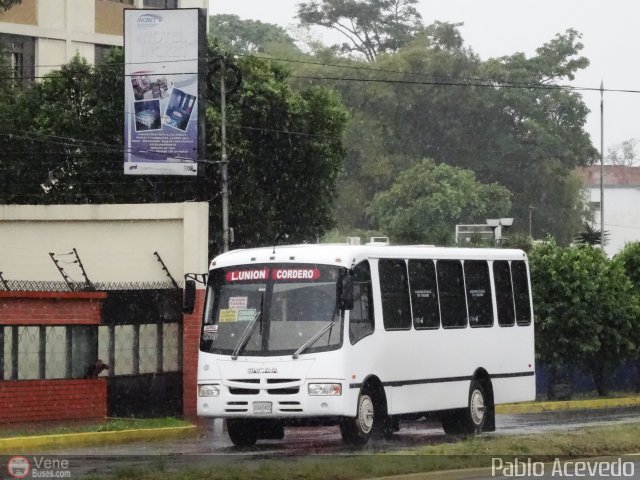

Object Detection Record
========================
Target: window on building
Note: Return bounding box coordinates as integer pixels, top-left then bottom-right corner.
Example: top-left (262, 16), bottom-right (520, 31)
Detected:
top-left (379, 259), bottom-right (411, 330)
top-left (408, 259), bottom-right (440, 329)
top-left (95, 45), bottom-right (114, 65)
top-left (0, 325), bottom-right (99, 380)
top-left (0, 34), bottom-right (35, 85)
top-left (437, 260), bottom-right (468, 328)
top-left (143, 0), bottom-right (178, 7)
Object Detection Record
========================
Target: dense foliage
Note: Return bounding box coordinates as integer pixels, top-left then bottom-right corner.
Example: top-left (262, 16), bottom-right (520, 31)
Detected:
top-left (0, 45), bottom-right (348, 254)
top-left (530, 240), bottom-right (640, 396)
top-left (366, 159), bottom-right (511, 244)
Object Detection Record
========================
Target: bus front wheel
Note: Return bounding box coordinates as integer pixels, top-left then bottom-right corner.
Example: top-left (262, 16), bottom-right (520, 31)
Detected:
top-left (227, 418), bottom-right (258, 447)
top-left (340, 391), bottom-right (375, 445)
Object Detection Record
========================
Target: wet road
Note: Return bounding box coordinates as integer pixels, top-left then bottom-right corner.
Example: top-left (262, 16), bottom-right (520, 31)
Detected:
top-left (38, 406), bottom-right (640, 477)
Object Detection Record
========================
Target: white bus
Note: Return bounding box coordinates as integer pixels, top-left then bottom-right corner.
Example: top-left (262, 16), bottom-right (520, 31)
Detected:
top-left (186, 241), bottom-right (535, 446)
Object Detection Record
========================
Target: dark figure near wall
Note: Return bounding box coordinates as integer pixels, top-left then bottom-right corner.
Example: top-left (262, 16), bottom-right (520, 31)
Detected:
top-left (85, 359), bottom-right (109, 378)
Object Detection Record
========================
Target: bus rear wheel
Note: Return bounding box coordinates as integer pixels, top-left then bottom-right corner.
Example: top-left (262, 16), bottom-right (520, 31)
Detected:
top-left (340, 391), bottom-right (375, 445)
top-left (441, 379), bottom-right (490, 435)
top-left (227, 418), bottom-right (258, 447)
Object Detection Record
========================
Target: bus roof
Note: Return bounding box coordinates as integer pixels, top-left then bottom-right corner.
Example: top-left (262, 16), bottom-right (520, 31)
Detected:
top-left (209, 243), bottom-right (528, 270)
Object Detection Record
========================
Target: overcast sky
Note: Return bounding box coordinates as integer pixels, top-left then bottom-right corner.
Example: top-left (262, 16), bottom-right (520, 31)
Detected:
top-left (208, 0), bottom-right (640, 156)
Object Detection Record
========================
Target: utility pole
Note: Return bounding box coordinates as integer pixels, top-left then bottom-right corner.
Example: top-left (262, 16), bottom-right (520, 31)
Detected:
top-left (220, 58), bottom-right (230, 252)
top-left (600, 80), bottom-right (605, 251)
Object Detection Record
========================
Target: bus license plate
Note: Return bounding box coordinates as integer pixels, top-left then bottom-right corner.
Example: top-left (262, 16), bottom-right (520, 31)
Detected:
top-left (253, 401), bottom-right (272, 414)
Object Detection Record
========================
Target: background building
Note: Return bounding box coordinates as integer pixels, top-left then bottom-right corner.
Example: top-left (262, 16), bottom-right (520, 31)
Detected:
top-left (0, 0), bottom-right (207, 82)
top-left (580, 165), bottom-right (640, 256)
top-left (0, 202), bottom-right (209, 423)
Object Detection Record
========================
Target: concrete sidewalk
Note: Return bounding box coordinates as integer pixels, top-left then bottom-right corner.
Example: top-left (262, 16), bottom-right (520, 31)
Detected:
top-left (0, 396), bottom-right (639, 453)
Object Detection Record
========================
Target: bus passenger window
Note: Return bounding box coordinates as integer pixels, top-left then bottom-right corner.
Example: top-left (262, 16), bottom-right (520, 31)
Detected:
top-left (379, 259), bottom-right (411, 330)
top-left (436, 260), bottom-right (467, 328)
top-left (512, 261), bottom-right (532, 325)
top-left (464, 261), bottom-right (493, 327)
top-left (408, 260), bottom-right (440, 329)
top-left (493, 261), bottom-right (515, 326)
top-left (350, 261), bottom-right (374, 344)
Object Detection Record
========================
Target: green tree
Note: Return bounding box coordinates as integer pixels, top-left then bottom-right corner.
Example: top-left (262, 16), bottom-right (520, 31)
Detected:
top-left (296, 0), bottom-right (423, 61)
top-left (574, 222), bottom-right (610, 246)
top-left (211, 51), bottom-right (348, 248)
top-left (613, 241), bottom-right (640, 392)
top-left (366, 159), bottom-right (511, 244)
top-left (0, 44), bottom-right (348, 255)
top-left (606, 138), bottom-right (639, 167)
top-left (530, 240), bottom-right (639, 397)
top-left (210, 14), bottom-right (301, 55)
top-left (323, 28), bottom-right (596, 243)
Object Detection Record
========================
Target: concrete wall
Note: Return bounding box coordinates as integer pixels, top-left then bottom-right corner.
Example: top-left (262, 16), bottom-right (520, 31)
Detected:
top-left (0, 202), bottom-right (209, 285)
top-left (586, 187), bottom-right (640, 256)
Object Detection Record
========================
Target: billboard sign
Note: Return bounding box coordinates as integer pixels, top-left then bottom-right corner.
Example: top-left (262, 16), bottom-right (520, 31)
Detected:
top-left (124, 9), bottom-right (205, 176)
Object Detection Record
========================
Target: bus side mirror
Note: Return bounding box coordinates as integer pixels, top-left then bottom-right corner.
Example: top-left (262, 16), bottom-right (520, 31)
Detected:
top-left (183, 280), bottom-right (196, 314)
top-left (339, 274), bottom-right (354, 310)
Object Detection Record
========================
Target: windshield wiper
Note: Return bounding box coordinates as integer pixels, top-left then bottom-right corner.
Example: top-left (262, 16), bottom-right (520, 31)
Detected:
top-left (231, 311), bottom-right (262, 360)
top-left (292, 321), bottom-right (335, 359)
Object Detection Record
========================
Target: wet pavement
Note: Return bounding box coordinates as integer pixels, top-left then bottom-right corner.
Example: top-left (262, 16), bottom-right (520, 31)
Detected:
top-left (28, 406), bottom-right (640, 477)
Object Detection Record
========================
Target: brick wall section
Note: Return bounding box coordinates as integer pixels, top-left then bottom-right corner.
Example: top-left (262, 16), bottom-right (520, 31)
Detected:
top-left (0, 379), bottom-right (107, 424)
top-left (182, 289), bottom-right (205, 420)
top-left (0, 291), bottom-right (106, 325)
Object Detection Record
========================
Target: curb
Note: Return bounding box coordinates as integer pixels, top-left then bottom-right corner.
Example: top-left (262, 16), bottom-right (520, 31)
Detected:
top-left (496, 396), bottom-right (640, 414)
top-left (0, 425), bottom-right (198, 453)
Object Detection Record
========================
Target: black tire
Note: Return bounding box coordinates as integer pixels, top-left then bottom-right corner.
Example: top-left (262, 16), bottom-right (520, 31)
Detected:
top-left (227, 418), bottom-right (257, 447)
top-left (465, 379), bottom-right (488, 433)
top-left (441, 379), bottom-right (488, 435)
top-left (381, 415), bottom-right (399, 440)
top-left (340, 391), bottom-right (376, 445)
top-left (441, 408), bottom-right (466, 435)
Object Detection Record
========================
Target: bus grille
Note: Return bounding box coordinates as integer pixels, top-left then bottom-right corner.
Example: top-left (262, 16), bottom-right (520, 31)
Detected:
top-left (229, 388), bottom-right (259, 395)
top-left (225, 401), bottom-right (249, 413)
top-left (278, 401), bottom-right (303, 412)
top-left (226, 378), bottom-right (302, 395)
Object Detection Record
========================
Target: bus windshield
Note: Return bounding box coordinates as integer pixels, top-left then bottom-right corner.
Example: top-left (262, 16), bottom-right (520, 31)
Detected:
top-left (200, 264), bottom-right (343, 357)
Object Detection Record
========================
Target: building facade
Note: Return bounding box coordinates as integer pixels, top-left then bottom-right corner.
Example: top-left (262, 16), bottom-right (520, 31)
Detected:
top-left (0, 202), bottom-right (209, 423)
top-left (0, 0), bottom-right (207, 81)
top-left (580, 165), bottom-right (640, 256)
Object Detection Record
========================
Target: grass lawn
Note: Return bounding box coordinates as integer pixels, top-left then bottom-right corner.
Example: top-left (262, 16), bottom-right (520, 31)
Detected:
top-left (86, 423), bottom-right (640, 480)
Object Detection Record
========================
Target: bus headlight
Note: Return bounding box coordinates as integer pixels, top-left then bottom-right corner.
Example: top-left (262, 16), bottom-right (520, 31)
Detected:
top-left (199, 384), bottom-right (220, 397)
top-left (308, 383), bottom-right (342, 396)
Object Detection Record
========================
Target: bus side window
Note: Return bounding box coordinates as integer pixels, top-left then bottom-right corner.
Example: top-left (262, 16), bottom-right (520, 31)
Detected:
top-left (512, 261), bottom-right (532, 326)
top-left (350, 261), bottom-right (374, 344)
top-left (379, 259), bottom-right (412, 330)
top-left (436, 260), bottom-right (467, 328)
top-left (464, 261), bottom-right (493, 327)
top-left (493, 260), bottom-right (515, 327)
top-left (408, 259), bottom-right (440, 329)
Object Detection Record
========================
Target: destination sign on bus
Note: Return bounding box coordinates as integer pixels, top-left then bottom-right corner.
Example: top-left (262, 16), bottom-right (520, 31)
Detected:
top-left (224, 267), bottom-right (322, 282)
top-left (271, 268), bottom-right (320, 281)
top-left (225, 269), bottom-right (269, 282)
